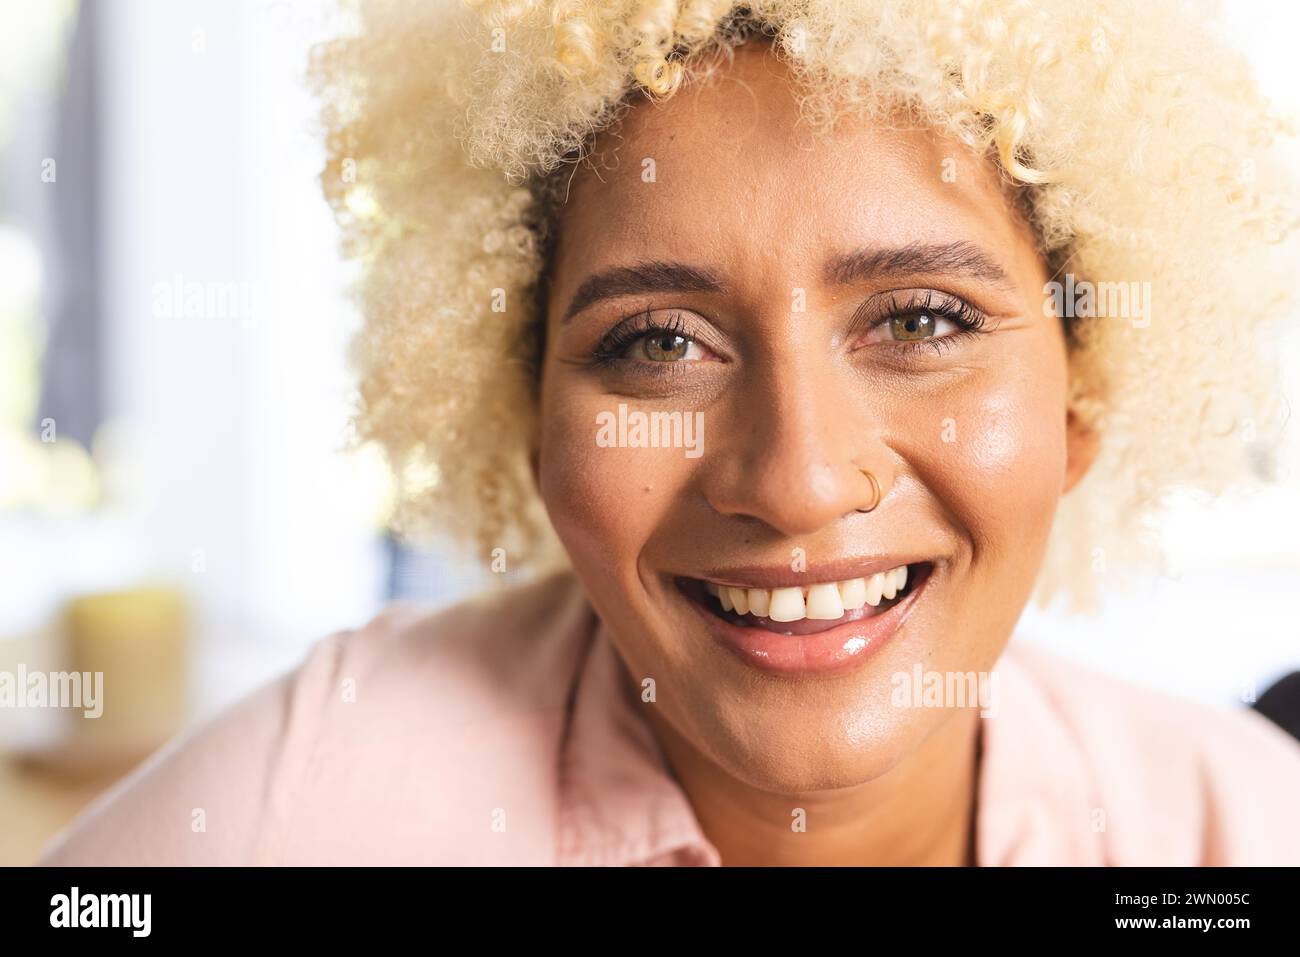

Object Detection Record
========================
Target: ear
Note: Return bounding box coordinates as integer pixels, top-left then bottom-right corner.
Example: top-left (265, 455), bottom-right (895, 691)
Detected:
top-left (1063, 405), bottom-right (1100, 494)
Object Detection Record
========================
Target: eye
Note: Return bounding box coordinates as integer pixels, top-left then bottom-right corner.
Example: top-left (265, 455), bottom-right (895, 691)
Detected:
top-left (591, 309), bottom-right (720, 366)
top-left (879, 311), bottom-right (957, 342)
top-left (642, 331), bottom-right (705, 361)
top-left (853, 290), bottom-right (989, 354)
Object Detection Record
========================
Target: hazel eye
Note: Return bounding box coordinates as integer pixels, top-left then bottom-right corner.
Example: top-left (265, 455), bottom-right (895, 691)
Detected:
top-left (642, 332), bottom-right (702, 361)
top-left (590, 308), bottom-right (723, 368)
top-left (886, 312), bottom-right (952, 341)
top-left (853, 290), bottom-right (989, 353)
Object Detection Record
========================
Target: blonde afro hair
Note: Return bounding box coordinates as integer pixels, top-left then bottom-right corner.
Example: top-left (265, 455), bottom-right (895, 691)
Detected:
top-left (310, 0), bottom-right (1299, 612)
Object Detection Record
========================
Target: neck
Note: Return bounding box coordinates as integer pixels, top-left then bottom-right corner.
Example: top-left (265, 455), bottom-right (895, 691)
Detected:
top-left (643, 703), bottom-right (983, 867)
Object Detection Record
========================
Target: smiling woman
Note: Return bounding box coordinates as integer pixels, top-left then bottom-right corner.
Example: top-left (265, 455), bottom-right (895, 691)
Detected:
top-left (36, 0), bottom-right (1300, 867)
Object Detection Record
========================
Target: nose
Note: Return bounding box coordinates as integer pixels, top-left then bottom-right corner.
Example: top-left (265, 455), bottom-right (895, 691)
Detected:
top-left (699, 358), bottom-right (893, 537)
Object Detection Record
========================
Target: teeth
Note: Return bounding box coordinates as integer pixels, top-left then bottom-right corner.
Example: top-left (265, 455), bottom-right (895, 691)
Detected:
top-left (805, 583), bottom-right (844, 620)
top-left (865, 572), bottom-right (885, 606)
top-left (881, 565), bottom-right (908, 601)
top-left (838, 578), bottom-right (867, 610)
top-left (768, 587), bottom-right (806, 623)
top-left (707, 565), bottom-right (913, 623)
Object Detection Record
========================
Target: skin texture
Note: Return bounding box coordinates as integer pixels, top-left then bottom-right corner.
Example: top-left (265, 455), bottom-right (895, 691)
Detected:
top-left (535, 40), bottom-right (1099, 866)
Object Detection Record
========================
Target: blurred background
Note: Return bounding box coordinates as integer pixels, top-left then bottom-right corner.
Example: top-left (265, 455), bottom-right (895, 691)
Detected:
top-left (0, 0), bottom-right (1298, 865)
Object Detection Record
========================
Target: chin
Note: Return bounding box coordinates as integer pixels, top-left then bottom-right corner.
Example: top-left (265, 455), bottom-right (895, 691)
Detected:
top-left (694, 698), bottom-right (943, 795)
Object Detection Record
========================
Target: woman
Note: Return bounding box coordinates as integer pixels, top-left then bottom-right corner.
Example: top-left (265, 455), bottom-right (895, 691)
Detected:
top-left (40, 0), bottom-right (1300, 865)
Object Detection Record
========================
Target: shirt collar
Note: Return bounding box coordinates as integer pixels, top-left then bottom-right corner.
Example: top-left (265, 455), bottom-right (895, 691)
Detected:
top-left (557, 619), bottom-right (721, 866)
top-left (975, 641), bottom-right (1107, 865)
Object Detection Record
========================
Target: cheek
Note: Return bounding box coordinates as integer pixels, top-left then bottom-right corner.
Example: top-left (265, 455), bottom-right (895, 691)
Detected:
top-left (913, 365), bottom-right (1068, 560)
top-left (535, 381), bottom-right (692, 580)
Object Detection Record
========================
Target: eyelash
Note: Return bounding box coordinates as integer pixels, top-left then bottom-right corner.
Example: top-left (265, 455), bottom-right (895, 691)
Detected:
top-left (590, 310), bottom-right (694, 367)
top-left (859, 290), bottom-right (989, 358)
top-left (589, 291), bottom-right (989, 366)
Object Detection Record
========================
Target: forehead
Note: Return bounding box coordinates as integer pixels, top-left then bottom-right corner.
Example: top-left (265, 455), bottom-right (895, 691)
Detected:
top-left (550, 43), bottom-right (1041, 302)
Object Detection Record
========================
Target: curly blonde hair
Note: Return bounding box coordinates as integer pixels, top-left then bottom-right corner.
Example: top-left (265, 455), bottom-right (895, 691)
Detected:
top-left (310, 0), bottom-right (1299, 612)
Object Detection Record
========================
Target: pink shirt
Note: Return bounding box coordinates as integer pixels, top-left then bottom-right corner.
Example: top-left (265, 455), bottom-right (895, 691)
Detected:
top-left (37, 570), bottom-right (1300, 866)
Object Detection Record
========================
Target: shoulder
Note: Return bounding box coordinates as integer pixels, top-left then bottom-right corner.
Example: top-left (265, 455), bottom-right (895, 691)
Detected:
top-left (1003, 640), bottom-right (1300, 865)
top-left (39, 568), bottom-right (596, 865)
top-left (305, 567), bottom-right (594, 724)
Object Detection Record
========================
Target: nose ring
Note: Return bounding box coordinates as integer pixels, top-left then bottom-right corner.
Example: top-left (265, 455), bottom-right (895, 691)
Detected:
top-left (855, 468), bottom-right (881, 513)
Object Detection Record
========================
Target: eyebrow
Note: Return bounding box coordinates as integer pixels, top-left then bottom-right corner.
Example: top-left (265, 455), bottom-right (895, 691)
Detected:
top-left (823, 240), bottom-right (1015, 290)
top-left (561, 261), bottom-right (726, 323)
top-left (560, 240), bottom-right (1013, 323)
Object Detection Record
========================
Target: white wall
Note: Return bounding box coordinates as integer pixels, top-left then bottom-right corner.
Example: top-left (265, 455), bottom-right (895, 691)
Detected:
top-left (96, 0), bottom-right (387, 710)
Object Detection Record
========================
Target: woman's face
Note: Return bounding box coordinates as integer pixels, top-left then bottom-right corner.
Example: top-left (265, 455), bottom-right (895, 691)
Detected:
top-left (537, 42), bottom-right (1089, 793)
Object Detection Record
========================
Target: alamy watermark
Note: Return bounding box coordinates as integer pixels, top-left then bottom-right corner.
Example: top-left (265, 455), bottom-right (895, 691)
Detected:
top-left (151, 273), bottom-right (259, 324)
top-left (0, 665), bottom-right (103, 718)
top-left (595, 403), bottom-right (704, 458)
top-left (50, 887), bottom-right (150, 937)
top-left (1044, 274), bottom-right (1152, 329)
top-left (891, 665), bottom-right (999, 718)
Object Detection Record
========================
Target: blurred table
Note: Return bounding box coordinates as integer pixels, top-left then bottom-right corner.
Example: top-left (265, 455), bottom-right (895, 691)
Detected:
top-left (0, 756), bottom-right (129, 866)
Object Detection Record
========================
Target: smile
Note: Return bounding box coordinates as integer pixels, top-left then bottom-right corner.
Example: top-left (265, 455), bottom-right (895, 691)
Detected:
top-left (705, 564), bottom-right (914, 628)
top-left (675, 561), bottom-right (935, 677)
top-left (682, 562), bottom-right (929, 634)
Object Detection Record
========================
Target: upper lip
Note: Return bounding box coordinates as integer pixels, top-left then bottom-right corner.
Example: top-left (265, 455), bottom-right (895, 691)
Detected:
top-left (685, 555), bottom-right (933, 590)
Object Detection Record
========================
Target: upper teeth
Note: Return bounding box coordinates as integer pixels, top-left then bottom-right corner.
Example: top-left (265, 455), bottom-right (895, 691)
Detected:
top-left (704, 566), bottom-right (910, 622)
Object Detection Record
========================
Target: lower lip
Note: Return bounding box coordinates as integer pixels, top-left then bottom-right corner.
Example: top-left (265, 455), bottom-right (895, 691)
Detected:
top-left (685, 568), bottom-right (933, 679)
